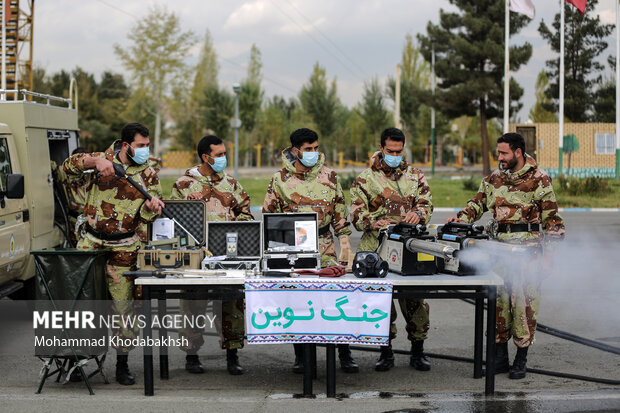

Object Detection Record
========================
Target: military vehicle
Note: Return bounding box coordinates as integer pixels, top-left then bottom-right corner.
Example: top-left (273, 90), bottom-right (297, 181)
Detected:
top-left (0, 87), bottom-right (79, 299)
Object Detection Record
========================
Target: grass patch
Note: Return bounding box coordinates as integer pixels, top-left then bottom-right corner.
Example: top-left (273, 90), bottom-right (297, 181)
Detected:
top-left (159, 175), bottom-right (620, 208)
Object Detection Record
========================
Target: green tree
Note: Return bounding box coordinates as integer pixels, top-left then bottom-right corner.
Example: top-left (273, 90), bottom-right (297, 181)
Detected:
top-left (418, 0), bottom-right (532, 175)
top-left (361, 77), bottom-right (390, 146)
top-left (239, 44), bottom-right (264, 166)
top-left (299, 62), bottom-right (340, 160)
top-left (386, 35), bottom-right (430, 151)
top-left (202, 85), bottom-right (234, 140)
top-left (114, 5), bottom-right (196, 155)
top-left (538, 0), bottom-right (613, 122)
top-left (529, 70), bottom-right (557, 122)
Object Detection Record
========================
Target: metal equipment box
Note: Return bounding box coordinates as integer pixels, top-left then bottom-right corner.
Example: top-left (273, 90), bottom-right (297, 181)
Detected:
top-left (377, 223), bottom-right (437, 275)
top-left (202, 221), bottom-right (262, 271)
top-left (262, 212), bottom-right (321, 272)
top-left (138, 200), bottom-right (206, 270)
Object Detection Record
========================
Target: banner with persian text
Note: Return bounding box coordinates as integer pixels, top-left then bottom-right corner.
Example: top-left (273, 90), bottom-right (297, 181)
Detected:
top-left (245, 279), bottom-right (392, 345)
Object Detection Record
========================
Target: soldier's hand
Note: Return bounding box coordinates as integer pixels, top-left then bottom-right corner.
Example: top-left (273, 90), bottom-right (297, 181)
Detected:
top-left (187, 192), bottom-right (203, 200)
top-left (403, 211), bottom-right (421, 224)
top-left (145, 196), bottom-right (165, 214)
top-left (372, 219), bottom-right (391, 230)
top-left (92, 157), bottom-right (115, 177)
top-left (446, 217), bottom-right (464, 223)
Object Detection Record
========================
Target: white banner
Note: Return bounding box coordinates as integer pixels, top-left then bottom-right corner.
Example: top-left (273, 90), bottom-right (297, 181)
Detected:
top-left (245, 278), bottom-right (393, 345)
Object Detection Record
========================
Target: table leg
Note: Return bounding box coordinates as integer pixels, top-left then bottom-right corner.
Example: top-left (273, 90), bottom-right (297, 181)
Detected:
top-left (474, 292), bottom-right (484, 379)
top-left (326, 344), bottom-right (336, 397)
top-left (158, 296), bottom-right (169, 380)
top-left (311, 344), bottom-right (317, 379)
top-left (143, 286), bottom-right (154, 396)
top-left (485, 286), bottom-right (497, 395)
top-left (303, 343), bottom-right (313, 396)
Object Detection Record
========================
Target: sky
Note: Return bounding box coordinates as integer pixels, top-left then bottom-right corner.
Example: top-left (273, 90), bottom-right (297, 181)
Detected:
top-left (33, 0), bottom-right (617, 123)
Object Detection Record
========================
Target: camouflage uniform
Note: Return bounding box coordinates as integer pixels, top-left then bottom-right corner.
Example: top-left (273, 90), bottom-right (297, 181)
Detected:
top-left (52, 160), bottom-right (90, 245)
top-left (170, 165), bottom-right (252, 351)
top-left (456, 155), bottom-right (565, 347)
top-left (350, 152), bottom-right (433, 342)
top-left (63, 141), bottom-right (162, 352)
top-left (262, 148), bottom-right (352, 268)
top-left (137, 156), bottom-right (162, 243)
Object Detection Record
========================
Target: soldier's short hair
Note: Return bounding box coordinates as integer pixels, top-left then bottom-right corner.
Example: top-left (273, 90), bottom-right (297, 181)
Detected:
top-left (380, 127), bottom-right (405, 147)
top-left (121, 122), bottom-right (150, 144)
top-left (197, 135), bottom-right (223, 160)
top-left (72, 147), bottom-right (88, 155)
top-left (497, 133), bottom-right (525, 155)
top-left (290, 128), bottom-right (318, 148)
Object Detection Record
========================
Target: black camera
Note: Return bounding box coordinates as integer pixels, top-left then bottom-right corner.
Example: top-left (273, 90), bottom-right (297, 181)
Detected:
top-left (353, 251), bottom-right (389, 278)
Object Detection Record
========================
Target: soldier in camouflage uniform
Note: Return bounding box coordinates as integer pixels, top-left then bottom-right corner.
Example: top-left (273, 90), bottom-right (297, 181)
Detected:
top-left (170, 135), bottom-right (251, 375)
top-left (448, 132), bottom-right (565, 379)
top-left (63, 123), bottom-right (164, 385)
top-left (350, 127), bottom-right (434, 372)
top-left (262, 128), bottom-right (358, 374)
top-left (53, 147), bottom-right (89, 246)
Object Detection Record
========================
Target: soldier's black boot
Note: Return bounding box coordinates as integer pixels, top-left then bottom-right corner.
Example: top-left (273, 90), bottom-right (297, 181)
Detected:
top-left (292, 344), bottom-right (304, 374)
top-left (68, 360), bottom-right (82, 382)
top-left (410, 340), bottom-right (431, 371)
top-left (115, 354), bottom-right (135, 385)
top-left (226, 349), bottom-right (245, 375)
top-left (509, 347), bottom-right (528, 380)
top-left (185, 353), bottom-right (205, 374)
top-left (375, 344), bottom-right (395, 372)
top-left (338, 344), bottom-right (359, 373)
top-left (494, 342), bottom-right (510, 374)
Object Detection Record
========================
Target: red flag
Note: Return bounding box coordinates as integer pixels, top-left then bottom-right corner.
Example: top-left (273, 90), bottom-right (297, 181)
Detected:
top-left (4, 1), bottom-right (12, 25)
top-left (565, 0), bottom-right (587, 14)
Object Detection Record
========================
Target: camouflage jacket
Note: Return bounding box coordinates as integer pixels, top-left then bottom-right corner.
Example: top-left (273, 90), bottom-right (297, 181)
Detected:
top-left (53, 160), bottom-right (89, 215)
top-left (62, 141), bottom-right (162, 235)
top-left (170, 165), bottom-right (252, 222)
top-left (350, 152), bottom-right (433, 252)
top-left (262, 148), bottom-right (352, 266)
top-left (456, 155), bottom-right (565, 244)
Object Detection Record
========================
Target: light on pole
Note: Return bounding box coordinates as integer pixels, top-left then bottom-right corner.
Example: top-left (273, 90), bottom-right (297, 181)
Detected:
top-left (232, 83), bottom-right (242, 180)
top-left (431, 42), bottom-right (436, 176)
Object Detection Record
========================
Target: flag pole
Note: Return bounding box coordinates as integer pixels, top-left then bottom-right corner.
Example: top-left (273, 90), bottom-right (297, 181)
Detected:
top-left (558, 0), bottom-right (565, 176)
top-left (616, 0), bottom-right (619, 178)
top-left (504, 0), bottom-right (510, 134)
top-left (1, 0), bottom-right (6, 99)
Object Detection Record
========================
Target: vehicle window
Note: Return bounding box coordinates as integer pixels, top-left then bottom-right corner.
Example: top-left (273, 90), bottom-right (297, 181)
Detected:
top-left (0, 138), bottom-right (12, 190)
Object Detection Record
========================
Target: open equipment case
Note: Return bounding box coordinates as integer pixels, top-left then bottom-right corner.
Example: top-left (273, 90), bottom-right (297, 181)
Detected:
top-left (262, 212), bottom-right (321, 272)
top-left (202, 221), bottom-right (262, 270)
top-left (138, 200), bottom-right (207, 270)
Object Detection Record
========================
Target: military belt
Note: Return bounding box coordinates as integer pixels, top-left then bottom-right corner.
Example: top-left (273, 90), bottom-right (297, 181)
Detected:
top-left (497, 223), bottom-right (540, 233)
top-left (85, 224), bottom-right (136, 241)
top-left (318, 225), bottom-right (331, 236)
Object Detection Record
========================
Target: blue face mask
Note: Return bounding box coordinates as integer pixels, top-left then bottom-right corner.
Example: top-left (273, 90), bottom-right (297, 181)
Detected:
top-left (210, 156), bottom-right (227, 173)
top-left (130, 146), bottom-right (149, 165)
top-left (298, 151), bottom-right (319, 167)
top-left (384, 153), bottom-right (402, 168)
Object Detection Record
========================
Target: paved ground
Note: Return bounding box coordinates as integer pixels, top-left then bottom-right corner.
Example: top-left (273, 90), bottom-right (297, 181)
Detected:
top-left (1, 211), bottom-right (619, 412)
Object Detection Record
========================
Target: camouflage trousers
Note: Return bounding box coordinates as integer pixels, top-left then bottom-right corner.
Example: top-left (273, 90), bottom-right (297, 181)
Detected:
top-left (389, 299), bottom-right (430, 342)
top-left (496, 276), bottom-right (541, 348)
top-left (76, 232), bottom-right (141, 353)
top-left (495, 258), bottom-right (541, 348)
top-left (179, 297), bottom-right (245, 352)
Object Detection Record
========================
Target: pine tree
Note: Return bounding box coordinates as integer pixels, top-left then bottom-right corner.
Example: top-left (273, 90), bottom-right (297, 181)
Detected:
top-left (538, 0), bottom-right (613, 122)
top-left (418, 0), bottom-right (532, 174)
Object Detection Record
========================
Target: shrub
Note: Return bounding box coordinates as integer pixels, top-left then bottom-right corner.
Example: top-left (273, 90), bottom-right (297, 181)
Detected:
top-left (339, 172), bottom-right (358, 190)
top-left (462, 176), bottom-right (479, 192)
top-left (555, 175), bottom-right (610, 196)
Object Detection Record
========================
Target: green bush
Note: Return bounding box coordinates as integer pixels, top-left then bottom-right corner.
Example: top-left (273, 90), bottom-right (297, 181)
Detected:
top-left (555, 175), bottom-right (610, 196)
top-left (339, 172), bottom-right (358, 190)
top-left (462, 176), bottom-right (479, 192)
